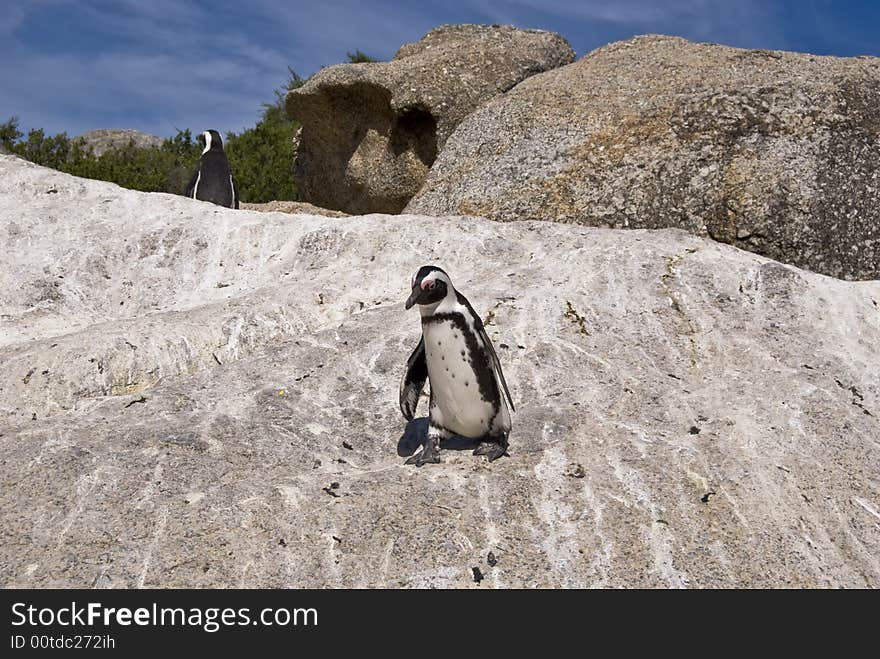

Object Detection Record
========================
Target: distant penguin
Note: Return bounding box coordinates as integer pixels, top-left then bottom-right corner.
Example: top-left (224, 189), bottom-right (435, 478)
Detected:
top-left (400, 265), bottom-right (514, 466)
top-left (184, 129), bottom-right (239, 208)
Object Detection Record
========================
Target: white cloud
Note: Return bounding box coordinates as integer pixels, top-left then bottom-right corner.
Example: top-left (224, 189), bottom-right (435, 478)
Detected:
top-left (0, 1), bottom-right (297, 136)
top-left (0, 0), bottom-right (826, 138)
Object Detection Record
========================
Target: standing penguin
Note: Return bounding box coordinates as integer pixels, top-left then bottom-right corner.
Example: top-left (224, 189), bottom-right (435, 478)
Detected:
top-left (184, 129), bottom-right (239, 208)
top-left (400, 266), bottom-right (514, 466)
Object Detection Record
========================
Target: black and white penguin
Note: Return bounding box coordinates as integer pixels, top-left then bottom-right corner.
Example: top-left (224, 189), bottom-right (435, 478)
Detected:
top-left (184, 129), bottom-right (239, 209)
top-left (399, 265), bottom-right (514, 466)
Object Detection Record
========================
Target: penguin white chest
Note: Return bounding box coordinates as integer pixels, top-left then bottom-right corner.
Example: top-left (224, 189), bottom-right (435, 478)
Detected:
top-left (422, 319), bottom-right (495, 438)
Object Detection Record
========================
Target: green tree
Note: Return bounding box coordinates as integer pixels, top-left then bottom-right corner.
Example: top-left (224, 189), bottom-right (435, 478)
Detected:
top-left (0, 116), bottom-right (23, 151)
top-left (15, 128), bottom-right (72, 170)
top-left (266, 65), bottom-right (305, 116)
top-left (159, 129), bottom-right (202, 193)
top-left (61, 130), bottom-right (201, 193)
top-left (224, 68), bottom-right (303, 203)
top-left (1, 116), bottom-right (202, 193)
top-left (346, 49), bottom-right (377, 63)
top-left (1, 60), bottom-right (350, 202)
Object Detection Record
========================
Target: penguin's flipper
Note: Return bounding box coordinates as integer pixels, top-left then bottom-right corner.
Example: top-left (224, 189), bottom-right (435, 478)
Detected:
top-left (184, 166), bottom-right (199, 198)
top-left (230, 171), bottom-right (239, 209)
top-left (399, 337), bottom-right (427, 421)
top-left (479, 325), bottom-right (515, 413)
top-left (457, 292), bottom-right (515, 413)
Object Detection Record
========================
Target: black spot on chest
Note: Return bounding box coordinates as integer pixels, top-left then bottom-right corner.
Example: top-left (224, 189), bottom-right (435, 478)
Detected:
top-left (423, 312), bottom-right (499, 409)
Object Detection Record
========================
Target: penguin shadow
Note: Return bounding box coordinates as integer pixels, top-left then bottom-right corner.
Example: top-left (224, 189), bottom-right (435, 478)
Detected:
top-left (396, 417), bottom-right (481, 457)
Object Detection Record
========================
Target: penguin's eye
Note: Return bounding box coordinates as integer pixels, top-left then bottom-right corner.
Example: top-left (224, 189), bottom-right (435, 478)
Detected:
top-left (426, 280), bottom-right (437, 290)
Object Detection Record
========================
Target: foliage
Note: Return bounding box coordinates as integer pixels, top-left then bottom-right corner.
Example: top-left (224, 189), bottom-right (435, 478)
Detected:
top-left (0, 117), bottom-right (24, 151)
top-left (223, 67), bottom-right (303, 202)
top-left (1, 117), bottom-right (202, 193)
top-left (346, 49), bottom-right (377, 63)
top-left (6, 123), bottom-right (75, 171)
top-left (265, 65), bottom-right (306, 118)
top-left (0, 63), bottom-right (351, 202)
top-left (225, 105), bottom-right (299, 203)
top-left (66, 130), bottom-right (202, 193)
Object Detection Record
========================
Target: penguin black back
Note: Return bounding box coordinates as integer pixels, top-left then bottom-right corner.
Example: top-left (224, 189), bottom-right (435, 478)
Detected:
top-left (184, 129), bottom-right (239, 209)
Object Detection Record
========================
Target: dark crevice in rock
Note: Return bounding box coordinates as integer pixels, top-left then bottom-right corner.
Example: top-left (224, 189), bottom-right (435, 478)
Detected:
top-left (390, 106), bottom-right (438, 166)
top-left (293, 87), bottom-right (437, 214)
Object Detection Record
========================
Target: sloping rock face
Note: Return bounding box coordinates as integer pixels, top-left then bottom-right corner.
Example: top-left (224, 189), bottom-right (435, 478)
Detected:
top-left (286, 24), bottom-right (574, 214)
top-left (1, 156), bottom-right (879, 588)
top-left (75, 129), bottom-right (164, 156)
top-left (407, 35), bottom-right (880, 281)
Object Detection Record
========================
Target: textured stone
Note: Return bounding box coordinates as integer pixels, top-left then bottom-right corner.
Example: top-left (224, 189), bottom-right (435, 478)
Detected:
top-left (1, 156), bottom-right (879, 588)
top-left (407, 35), bottom-right (880, 281)
top-left (241, 200), bottom-right (348, 217)
top-left (75, 129), bottom-right (164, 156)
top-left (286, 24), bottom-right (574, 214)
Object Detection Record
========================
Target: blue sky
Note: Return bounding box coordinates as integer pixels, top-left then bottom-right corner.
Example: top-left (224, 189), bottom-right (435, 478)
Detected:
top-left (2, 1), bottom-right (878, 139)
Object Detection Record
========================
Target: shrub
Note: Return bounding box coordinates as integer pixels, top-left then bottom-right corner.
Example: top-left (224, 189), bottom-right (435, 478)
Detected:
top-left (1, 59), bottom-right (375, 202)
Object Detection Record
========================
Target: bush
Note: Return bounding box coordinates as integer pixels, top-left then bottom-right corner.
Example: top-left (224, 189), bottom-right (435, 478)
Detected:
top-left (67, 130), bottom-right (202, 193)
top-left (2, 117), bottom-right (202, 194)
top-left (346, 50), bottom-right (377, 63)
top-left (1, 58), bottom-right (374, 202)
top-left (225, 67), bottom-right (304, 203)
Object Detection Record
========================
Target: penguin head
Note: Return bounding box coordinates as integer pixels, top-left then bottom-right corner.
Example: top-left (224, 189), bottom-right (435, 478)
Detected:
top-left (197, 129), bottom-right (224, 154)
top-left (405, 265), bottom-right (452, 310)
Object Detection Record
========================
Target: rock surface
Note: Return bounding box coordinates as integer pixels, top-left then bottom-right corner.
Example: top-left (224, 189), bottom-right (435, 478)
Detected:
top-left (75, 129), bottom-right (164, 156)
top-left (407, 35), bottom-right (880, 281)
top-left (241, 200), bottom-right (348, 217)
top-left (286, 24), bottom-right (574, 214)
top-left (1, 155), bottom-right (879, 588)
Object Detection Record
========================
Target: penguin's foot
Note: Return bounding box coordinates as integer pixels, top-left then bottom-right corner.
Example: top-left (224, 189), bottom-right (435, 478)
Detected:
top-left (405, 442), bottom-right (441, 466)
top-left (474, 437), bottom-right (509, 462)
top-left (485, 443), bottom-right (508, 462)
top-left (473, 442), bottom-right (496, 456)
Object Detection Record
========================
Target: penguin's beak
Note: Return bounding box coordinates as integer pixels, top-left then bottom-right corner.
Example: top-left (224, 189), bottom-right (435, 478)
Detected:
top-left (405, 285), bottom-right (422, 310)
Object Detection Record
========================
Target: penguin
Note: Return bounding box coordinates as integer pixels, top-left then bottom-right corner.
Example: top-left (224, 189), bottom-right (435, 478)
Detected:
top-left (399, 265), bottom-right (515, 466)
top-left (184, 129), bottom-right (239, 209)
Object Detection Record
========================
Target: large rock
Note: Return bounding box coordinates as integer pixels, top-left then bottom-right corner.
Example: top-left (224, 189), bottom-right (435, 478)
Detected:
top-left (76, 129), bottom-right (164, 156)
top-left (407, 35), bottom-right (880, 281)
top-left (286, 24), bottom-right (575, 214)
top-left (1, 155), bottom-right (878, 587)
